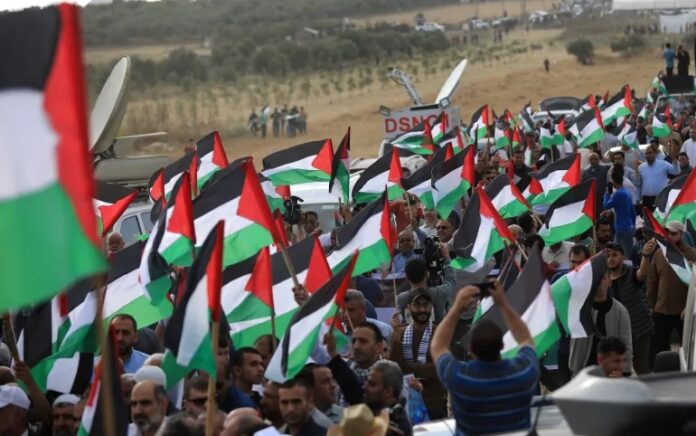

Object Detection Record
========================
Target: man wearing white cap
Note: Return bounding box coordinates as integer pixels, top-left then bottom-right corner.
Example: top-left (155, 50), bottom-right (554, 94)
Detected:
top-left (52, 394), bottom-right (79, 436)
top-left (646, 220), bottom-right (696, 358)
top-left (0, 384), bottom-right (30, 436)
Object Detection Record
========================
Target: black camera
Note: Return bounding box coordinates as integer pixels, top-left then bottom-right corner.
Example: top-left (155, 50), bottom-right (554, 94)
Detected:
top-left (283, 196), bottom-right (304, 225)
top-left (422, 236), bottom-right (445, 286)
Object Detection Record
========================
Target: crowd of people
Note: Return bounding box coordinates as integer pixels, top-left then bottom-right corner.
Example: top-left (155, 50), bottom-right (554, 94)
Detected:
top-left (248, 105), bottom-right (308, 139)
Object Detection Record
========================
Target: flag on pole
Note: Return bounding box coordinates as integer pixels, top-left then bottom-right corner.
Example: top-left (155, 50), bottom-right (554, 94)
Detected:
top-left (654, 172), bottom-right (690, 224)
top-left (485, 173), bottom-right (531, 219)
top-left (329, 127), bottom-right (351, 203)
top-left (147, 150), bottom-right (199, 201)
top-left (570, 107), bottom-right (605, 148)
top-left (661, 168), bottom-right (696, 224)
top-left (652, 105), bottom-right (672, 138)
top-left (431, 144), bottom-right (476, 219)
top-left (0, 4), bottom-right (107, 313)
top-left (538, 179), bottom-right (596, 245)
top-left (617, 121), bottom-right (639, 150)
top-left (403, 145), bottom-right (451, 210)
top-left (469, 104), bottom-right (491, 141)
top-left (94, 182), bottom-right (138, 237)
top-left (196, 131), bottom-right (229, 190)
top-left (352, 148), bottom-right (404, 204)
top-left (601, 85), bottom-right (634, 126)
top-left (530, 153), bottom-right (582, 205)
top-left (161, 222), bottom-right (224, 388)
top-left (261, 139), bottom-right (333, 186)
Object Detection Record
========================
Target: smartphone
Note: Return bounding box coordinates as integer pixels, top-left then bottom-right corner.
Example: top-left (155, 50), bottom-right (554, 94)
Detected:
top-left (472, 281), bottom-right (495, 297)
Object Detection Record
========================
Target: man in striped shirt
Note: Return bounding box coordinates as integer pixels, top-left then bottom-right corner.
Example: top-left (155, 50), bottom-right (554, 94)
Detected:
top-left (431, 283), bottom-right (539, 435)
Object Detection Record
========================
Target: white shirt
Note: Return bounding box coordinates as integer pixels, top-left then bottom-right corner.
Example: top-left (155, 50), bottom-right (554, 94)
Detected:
top-left (541, 240), bottom-right (574, 269)
top-left (681, 138), bottom-right (696, 167)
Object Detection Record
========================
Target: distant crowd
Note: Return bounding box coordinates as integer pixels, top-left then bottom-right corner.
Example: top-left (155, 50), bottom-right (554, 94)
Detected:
top-left (249, 105), bottom-right (308, 139)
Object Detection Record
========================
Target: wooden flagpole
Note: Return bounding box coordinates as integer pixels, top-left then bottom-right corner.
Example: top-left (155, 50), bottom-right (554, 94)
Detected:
top-left (206, 319), bottom-right (220, 436)
top-left (2, 314), bottom-right (20, 363)
top-left (94, 276), bottom-right (116, 436)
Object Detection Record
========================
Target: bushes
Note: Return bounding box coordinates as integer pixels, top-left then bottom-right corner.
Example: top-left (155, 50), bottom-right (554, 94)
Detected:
top-left (610, 34), bottom-right (646, 57)
top-left (567, 39), bottom-right (594, 65)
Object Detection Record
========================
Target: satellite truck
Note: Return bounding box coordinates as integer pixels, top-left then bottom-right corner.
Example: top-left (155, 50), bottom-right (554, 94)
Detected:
top-left (89, 56), bottom-right (172, 245)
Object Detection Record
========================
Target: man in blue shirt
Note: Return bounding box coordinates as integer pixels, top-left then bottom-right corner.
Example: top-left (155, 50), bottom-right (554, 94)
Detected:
top-left (603, 168), bottom-right (636, 254)
top-left (111, 314), bottom-right (149, 374)
top-left (663, 43), bottom-right (676, 76)
top-left (638, 146), bottom-right (680, 209)
top-left (390, 230), bottom-right (420, 279)
top-left (431, 282), bottom-right (539, 435)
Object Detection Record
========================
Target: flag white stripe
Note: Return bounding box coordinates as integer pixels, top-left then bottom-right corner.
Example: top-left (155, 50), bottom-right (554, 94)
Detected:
top-left (46, 352), bottom-right (81, 394)
top-left (327, 213), bottom-right (382, 268)
top-left (467, 216), bottom-right (495, 271)
top-left (104, 270), bottom-right (144, 318)
top-left (433, 166), bottom-right (463, 205)
top-left (261, 155), bottom-right (317, 177)
top-left (547, 199), bottom-right (585, 229)
top-left (564, 265), bottom-right (594, 337)
top-left (539, 169), bottom-right (570, 193)
top-left (178, 277), bottom-right (210, 367)
top-left (502, 281), bottom-right (555, 353)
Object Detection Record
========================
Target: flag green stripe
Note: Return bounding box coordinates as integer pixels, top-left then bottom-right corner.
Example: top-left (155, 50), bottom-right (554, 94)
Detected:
top-left (265, 170), bottom-right (330, 186)
top-left (223, 223), bottom-right (274, 267)
top-left (107, 295), bottom-right (173, 331)
top-left (550, 276), bottom-right (571, 332)
top-left (435, 181), bottom-right (468, 218)
top-left (498, 200), bottom-right (530, 219)
top-left (540, 214), bottom-right (593, 245)
top-left (287, 303), bottom-right (337, 378)
top-left (354, 184), bottom-right (404, 204)
top-left (161, 235), bottom-right (194, 267)
top-left (161, 334), bottom-right (216, 389)
top-left (418, 191), bottom-right (434, 210)
top-left (145, 274), bottom-right (173, 305)
top-left (227, 294), bottom-right (274, 347)
top-left (578, 129), bottom-right (605, 148)
top-left (502, 320), bottom-right (561, 359)
top-left (0, 183), bottom-right (105, 313)
top-left (531, 187), bottom-right (570, 206)
top-left (331, 240), bottom-right (391, 277)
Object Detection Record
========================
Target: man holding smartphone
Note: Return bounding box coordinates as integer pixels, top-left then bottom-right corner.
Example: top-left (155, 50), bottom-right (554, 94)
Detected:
top-left (430, 282), bottom-right (539, 435)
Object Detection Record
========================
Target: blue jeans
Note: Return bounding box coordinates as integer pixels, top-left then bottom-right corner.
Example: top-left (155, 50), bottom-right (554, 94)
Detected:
top-left (615, 230), bottom-right (634, 255)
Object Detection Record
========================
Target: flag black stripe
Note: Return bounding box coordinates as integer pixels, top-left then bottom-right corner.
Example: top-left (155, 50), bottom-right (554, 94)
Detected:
top-left (108, 241), bottom-right (144, 283)
top-left (351, 153), bottom-right (391, 197)
top-left (530, 154), bottom-right (576, 180)
top-left (262, 140), bottom-right (327, 169)
top-left (656, 173), bottom-right (688, 214)
top-left (484, 173), bottom-right (509, 202)
top-left (431, 146), bottom-right (467, 181)
top-left (452, 190), bottom-right (482, 258)
top-left (95, 182), bottom-right (134, 204)
top-left (193, 163), bottom-right (245, 218)
top-left (196, 131), bottom-right (217, 157)
top-left (402, 146), bottom-right (448, 190)
top-left (335, 192), bottom-right (386, 248)
top-left (543, 179), bottom-right (593, 222)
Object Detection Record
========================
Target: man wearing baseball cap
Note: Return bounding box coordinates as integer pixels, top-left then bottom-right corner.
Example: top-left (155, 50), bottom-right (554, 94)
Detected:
top-left (388, 290), bottom-right (447, 420)
top-left (0, 384), bottom-right (30, 436)
top-left (645, 220), bottom-right (696, 359)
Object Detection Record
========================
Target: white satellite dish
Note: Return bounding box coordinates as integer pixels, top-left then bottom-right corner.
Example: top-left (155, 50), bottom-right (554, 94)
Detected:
top-left (436, 58), bottom-right (467, 106)
top-left (90, 56), bottom-right (131, 154)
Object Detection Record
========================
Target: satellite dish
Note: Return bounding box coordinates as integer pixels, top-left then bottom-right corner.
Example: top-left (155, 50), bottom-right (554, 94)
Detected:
top-left (90, 56), bottom-right (131, 154)
top-left (436, 58), bottom-right (467, 106)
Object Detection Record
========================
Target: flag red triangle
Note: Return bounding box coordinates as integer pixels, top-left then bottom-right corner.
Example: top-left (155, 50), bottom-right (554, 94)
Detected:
top-left (582, 180), bottom-right (596, 221)
top-left (508, 175), bottom-right (531, 208)
top-left (207, 221), bottom-right (224, 321)
top-left (188, 151), bottom-right (199, 197)
top-left (477, 186), bottom-right (515, 243)
top-left (245, 246), bottom-right (274, 308)
top-left (643, 207), bottom-right (668, 237)
top-left (150, 168), bottom-right (165, 202)
top-left (273, 210), bottom-right (290, 248)
top-left (562, 153), bottom-right (582, 186)
top-left (422, 120), bottom-right (436, 155)
top-left (380, 194), bottom-right (396, 252)
top-left (167, 171), bottom-right (196, 242)
top-left (211, 131), bottom-right (229, 168)
top-left (99, 190), bottom-right (137, 236)
top-left (311, 138), bottom-right (334, 175)
top-left (529, 177), bottom-right (543, 195)
top-left (340, 127), bottom-right (351, 158)
top-left (623, 85), bottom-right (634, 113)
top-left (239, 160), bottom-right (281, 244)
top-left (665, 105), bottom-right (673, 129)
top-left (461, 145), bottom-right (476, 187)
top-left (444, 143), bottom-right (454, 160)
top-left (456, 127), bottom-right (465, 151)
top-left (593, 107), bottom-right (606, 132)
top-left (672, 167), bottom-right (696, 208)
top-left (482, 104), bottom-right (490, 126)
top-left (388, 148), bottom-right (403, 185)
top-left (557, 119), bottom-right (567, 136)
top-left (441, 112), bottom-right (449, 133)
top-left (275, 185), bottom-right (291, 201)
top-left (304, 237), bottom-right (332, 293)
top-left (588, 94), bottom-right (596, 109)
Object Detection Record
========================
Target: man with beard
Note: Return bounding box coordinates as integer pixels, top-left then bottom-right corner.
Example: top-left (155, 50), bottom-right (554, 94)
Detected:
top-left (389, 290), bottom-right (447, 420)
top-left (363, 361), bottom-right (412, 436)
top-left (594, 218), bottom-right (613, 252)
top-left (52, 394), bottom-right (79, 436)
top-left (277, 378), bottom-right (325, 436)
top-left (111, 314), bottom-right (149, 374)
top-left (130, 380), bottom-right (169, 436)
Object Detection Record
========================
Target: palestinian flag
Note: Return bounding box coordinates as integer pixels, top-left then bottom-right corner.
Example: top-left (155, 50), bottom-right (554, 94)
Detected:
top-left (652, 75), bottom-right (668, 95)
top-left (265, 253), bottom-right (356, 382)
top-left (601, 85), bottom-right (634, 126)
top-left (259, 173), bottom-right (286, 213)
top-left (352, 148), bottom-right (404, 204)
top-left (553, 117), bottom-right (567, 146)
top-left (161, 222), bottom-right (223, 388)
top-left (196, 131), bottom-right (229, 190)
top-left (654, 173), bottom-right (689, 223)
top-left (469, 104), bottom-right (491, 140)
top-left (485, 173), bottom-right (530, 219)
top-left (473, 246), bottom-right (522, 321)
top-left (474, 245), bottom-right (560, 358)
top-left (511, 128), bottom-right (523, 148)
top-left (451, 187), bottom-right (514, 271)
top-left (617, 121), bottom-right (638, 150)
top-left (661, 168), bottom-right (696, 224)
top-left (390, 114), bottom-right (447, 155)
top-left (261, 139), bottom-right (333, 186)
top-left (551, 252), bottom-right (606, 338)
top-left (570, 107), bottom-right (605, 148)
top-left (581, 94), bottom-right (597, 111)
top-left (329, 127), bottom-right (351, 203)
top-left (139, 203), bottom-right (175, 304)
top-left (0, 5), bottom-right (106, 313)
top-left (494, 121), bottom-right (511, 150)
top-left (539, 179), bottom-right (596, 245)
top-left (430, 112), bottom-right (449, 144)
top-left (94, 182), bottom-right (137, 237)
top-left (530, 153), bottom-right (581, 205)
top-left (403, 145), bottom-right (451, 209)
top-left (540, 121), bottom-right (555, 149)
top-left (77, 328), bottom-right (129, 436)
top-left (148, 150), bottom-right (198, 201)
top-left (643, 208), bottom-right (695, 286)
top-left (176, 159), bottom-right (278, 267)
top-left (153, 171), bottom-right (196, 267)
top-left (327, 191), bottom-right (395, 276)
top-left (518, 104), bottom-right (535, 133)
top-left (223, 237), bottom-right (331, 346)
top-left (431, 144), bottom-right (476, 218)
top-left (652, 105), bottom-right (673, 138)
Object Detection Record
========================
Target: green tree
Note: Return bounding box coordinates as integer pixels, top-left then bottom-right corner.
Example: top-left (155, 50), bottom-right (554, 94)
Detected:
top-left (566, 39), bottom-right (594, 65)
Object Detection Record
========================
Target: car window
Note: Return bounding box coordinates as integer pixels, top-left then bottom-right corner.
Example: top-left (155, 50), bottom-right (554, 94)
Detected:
top-left (140, 210), bottom-right (154, 233)
top-left (119, 215), bottom-right (142, 246)
top-left (303, 203), bottom-right (339, 232)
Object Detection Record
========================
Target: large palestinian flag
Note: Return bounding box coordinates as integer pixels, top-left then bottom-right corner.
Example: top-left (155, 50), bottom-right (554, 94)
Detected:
top-left (161, 222), bottom-right (223, 388)
top-left (570, 107), bottom-right (605, 148)
top-left (403, 144), bottom-right (451, 210)
top-left (473, 245), bottom-right (560, 358)
top-left (329, 127), bottom-right (351, 203)
top-left (659, 168), bottom-right (696, 224)
top-left (469, 104), bottom-right (491, 141)
top-left (148, 149), bottom-right (198, 201)
top-left (652, 105), bottom-right (672, 138)
top-left (530, 153), bottom-right (581, 205)
top-left (539, 179), bottom-right (596, 245)
top-left (265, 254), bottom-right (356, 383)
top-left (431, 144), bottom-right (476, 218)
top-left (327, 191), bottom-right (395, 276)
top-left (601, 85), bottom-right (633, 126)
top-left (261, 139), bottom-right (333, 186)
top-left (196, 131), bottom-right (229, 190)
top-left (77, 328), bottom-right (129, 436)
top-left (352, 148), bottom-right (404, 204)
top-left (485, 173), bottom-right (531, 219)
top-left (551, 252), bottom-right (606, 338)
top-left (451, 187), bottom-right (514, 271)
top-left (0, 5), bottom-right (106, 313)
top-left (654, 172), bottom-right (690, 224)
top-left (94, 182), bottom-right (137, 237)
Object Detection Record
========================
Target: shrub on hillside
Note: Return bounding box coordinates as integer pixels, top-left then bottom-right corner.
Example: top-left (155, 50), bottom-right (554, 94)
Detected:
top-left (567, 39), bottom-right (594, 65)
top-left (610, 34), bottom-right (646, 57)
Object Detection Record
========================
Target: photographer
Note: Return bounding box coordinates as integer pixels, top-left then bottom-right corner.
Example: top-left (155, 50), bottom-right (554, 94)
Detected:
top-left (395, 243), bottom-right (456, 323)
